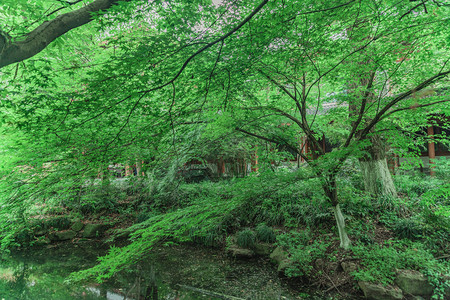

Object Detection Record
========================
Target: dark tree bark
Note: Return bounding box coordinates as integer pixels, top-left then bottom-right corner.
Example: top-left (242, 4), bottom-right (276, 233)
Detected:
top-left (0, 0), bottom-right (129, 69)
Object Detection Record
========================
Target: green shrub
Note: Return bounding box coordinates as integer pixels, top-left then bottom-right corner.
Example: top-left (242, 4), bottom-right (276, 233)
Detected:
top-left (352, 241), bottom-right (449, 295)
top-left (394, 175), bottom-right (441, 200)
top-left (255, 223), bottom-right (276, 243)
top-left (136, 212), bottom-right (155, 223)
top-left (236, 228), bottom-right (256, 249)
top-left (188, 225), bottom-right (224, 247)
top-left (276, 229), bottom-right (310, 249)
top-left (277, 230), bottom-right (329, 277)
top-left (286, 240), bottom-right (330, 277)
top-left (393, 218), bottom-right (424, 240)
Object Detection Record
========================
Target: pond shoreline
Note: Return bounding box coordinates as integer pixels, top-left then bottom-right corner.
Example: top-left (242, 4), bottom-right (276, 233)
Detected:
top-left (5, 239), bottom-right (360, 300)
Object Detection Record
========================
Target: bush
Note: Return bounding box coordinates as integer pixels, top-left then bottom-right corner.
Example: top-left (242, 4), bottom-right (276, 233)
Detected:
top-left (255, 223), bottom-right (276, 243)
top-left (236, 228), bottom-right (256, 249)
top-left (352, 241), bottom-right (449, 294)
top-left (188, 225), bottom-right (224, 248)
top-left (392, 218), bottom-right (424, 240)
top-left (277, 230), bottom-right (329, 277)
top-left (286, 240), bottom-right (330, 277)
top-left (44, 217), bottom-right (71, 230)
top-left (394, 175), bottom-right (442, 200)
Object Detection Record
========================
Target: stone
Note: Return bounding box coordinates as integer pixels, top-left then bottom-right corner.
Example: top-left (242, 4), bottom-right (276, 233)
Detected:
top-left (358, 281), bottom-right (403, 300)
top-left (82, 224), bottom-right (108, 238)
top-left (277, 259), bottom-right (293, 275)
top-left (409, 296), bottom-right (425, 300)
top-left (395, 269), bottom-right (433, 297)
top-left (34, 228), bottom-right (48, 237)
top-left (315, 258), bottom-right (325, 269)
top-left (71, 221), bottom-right (84, 232)
top-left (226, 245), bottom-right (255, 258)
top-left (35, 237), bottom-right (51, 246)
top-left (341, 261), bottom-right (359, 273)
top-left (269, 246), bottom-right (288, 265)
top-left (254, 243), bottom-right (273, 256)
top-left (49, 230), bottom-right (76, 241)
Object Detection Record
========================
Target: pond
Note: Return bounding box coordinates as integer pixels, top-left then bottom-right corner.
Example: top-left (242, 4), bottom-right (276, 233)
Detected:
top-left (0, 242), bottom-right (305, 299)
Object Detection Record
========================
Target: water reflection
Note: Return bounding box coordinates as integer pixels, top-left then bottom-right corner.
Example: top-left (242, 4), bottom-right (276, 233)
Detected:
top-left (0, 242), bottom-right (300, 300)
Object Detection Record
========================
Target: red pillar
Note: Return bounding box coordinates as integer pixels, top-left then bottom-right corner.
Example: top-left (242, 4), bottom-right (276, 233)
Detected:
top-left (217, 158), bottom-right (225, 176)
top-left (427, 126), bottom-right (436, 176)
top-left (125, 164), bottom-right (133, 176)
top-left (251, 148), bottom-right (259, 172)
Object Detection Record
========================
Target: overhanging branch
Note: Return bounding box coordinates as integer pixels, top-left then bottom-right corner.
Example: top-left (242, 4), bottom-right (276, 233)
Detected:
top-left (0, 0), bottom-right (131, 69)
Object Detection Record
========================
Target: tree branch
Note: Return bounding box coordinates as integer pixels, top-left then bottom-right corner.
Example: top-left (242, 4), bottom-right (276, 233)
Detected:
top-left (235, 127), bottom-right (308, 162)
top-left (343, 70), bottom-right (376, 147)
top-left (358, 69), bottom-right (450, 140)
top-left (381, 99), bottom-right (450, 119)
top-left (0, 0), bottom-right (130, 69)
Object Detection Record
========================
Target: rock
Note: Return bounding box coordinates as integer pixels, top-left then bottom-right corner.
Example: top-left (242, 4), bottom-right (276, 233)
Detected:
top-left (395, 269), bottom-right (433, 297)
top-left (358, 281), bottom-right (403, 300)
top-left (277, 259), bottom-right (293, 275)
top-left (315, 258), bottom-right (326, 269)
top-left (82, 224), bottom-right (108, 238)
top-left (254, 243), bottom-right (273, 256)
top-left (341, 261), bottom-right (359, 273)
top-left (34, 237), bottom-right (51, 246)
top-left (34, 228), bottom-right (48, 237)
top-left (409, 296), bottom-right (425, 300)
top-left (49, 230), bottom-right (76, 241)
top-left (71, 221), bottom-right (84, 232)
top-left (226, 245), bottom-right (255, 258)
top-left (270, 246), bottom-right (288, 265)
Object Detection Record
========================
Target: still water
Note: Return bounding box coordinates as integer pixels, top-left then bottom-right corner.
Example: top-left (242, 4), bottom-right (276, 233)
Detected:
top-left (0, 242), bottom-right (301, 299)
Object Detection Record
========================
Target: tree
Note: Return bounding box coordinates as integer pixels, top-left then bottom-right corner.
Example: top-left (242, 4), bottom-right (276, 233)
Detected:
top-left (211, 0), bottom-right (450, 248)
top-left (0, 0), bottom-right (449, 280)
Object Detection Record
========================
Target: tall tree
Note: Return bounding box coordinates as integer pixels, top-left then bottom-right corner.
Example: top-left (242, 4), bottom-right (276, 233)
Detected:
top-left (1, 0), bottom-right (449, 279)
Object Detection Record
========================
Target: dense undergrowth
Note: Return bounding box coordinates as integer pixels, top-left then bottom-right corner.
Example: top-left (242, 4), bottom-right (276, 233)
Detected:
top-left (0, 159), bottom-right (449, 298)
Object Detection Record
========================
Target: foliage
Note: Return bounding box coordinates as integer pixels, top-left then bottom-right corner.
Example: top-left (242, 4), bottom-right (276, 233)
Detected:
top-left (236, 228), bottom-right (256, 249)
top-left (277, 230), bottom-right (330, 277)
top-left (70, 194), bottom-right (243, 282)
top-left (255, 223), bottom-right (276, 243)
top-left (352, 241), bottom-right (449, 296)
top-left (0, 0), bottom-right (450, 289)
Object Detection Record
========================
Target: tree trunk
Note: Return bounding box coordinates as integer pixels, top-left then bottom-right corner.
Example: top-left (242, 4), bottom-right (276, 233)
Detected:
top-left (332, 204), bottom-right (351, 250)
top-left (324, 179), bottom-right (351, 249)
top-left (136, 159), bottom-right (143, 176)
top-left (359, 135), bottom-right (397, 198)
top-left (360, 158), bottom-right (397, 197)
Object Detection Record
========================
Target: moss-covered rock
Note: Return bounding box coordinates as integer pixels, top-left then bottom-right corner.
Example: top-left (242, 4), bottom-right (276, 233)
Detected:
top-left (70, 221), bottom-right (84, 232)
top-left (49, 230), bottom-right (76, 241)
top-left (277, 259), bottom-right (293, 275)
top-left (34, 237), bottom-right (51, 246)
top-left (358, 281), bottom-right (403, 300)
top-left (254, 243), bottom-right (274, 256)
top-left (395, 269), bottom-right (433, 297)
top-left (82, 224), bottom-right (108, 238)
top-left (269, 246), bottom-right (288, 265)
top-left (226, 245), bottom-right (255, 258)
